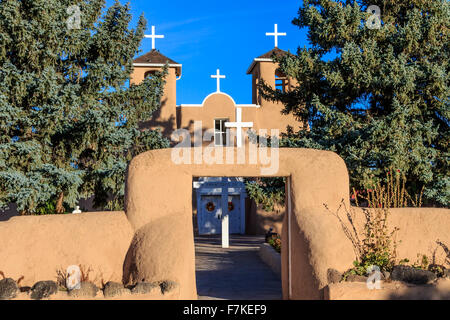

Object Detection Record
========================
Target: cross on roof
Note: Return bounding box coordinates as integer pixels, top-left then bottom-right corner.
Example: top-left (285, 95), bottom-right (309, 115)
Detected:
top-left (266, 24), bottom-right (286, 48)
top-left (225, 108), bottom-right (253, 148)
top-left (211, 69), bottom-right (226, 92)
top-left (144, 25), bottom-right (165, 50)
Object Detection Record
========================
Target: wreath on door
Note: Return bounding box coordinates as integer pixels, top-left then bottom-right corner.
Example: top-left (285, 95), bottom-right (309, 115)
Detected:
top-left (206, 202), bottom-right (215, 212)
top-left (228, 201), bottom-right (234, 211)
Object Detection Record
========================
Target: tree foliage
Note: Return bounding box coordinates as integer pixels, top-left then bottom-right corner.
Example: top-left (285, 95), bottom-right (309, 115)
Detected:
top-left (245, 177), bottom-right (285, 212)
top-left (0, 0), bottom-right (169, 213)
top-left (261, 0), bottom-right (449, 206)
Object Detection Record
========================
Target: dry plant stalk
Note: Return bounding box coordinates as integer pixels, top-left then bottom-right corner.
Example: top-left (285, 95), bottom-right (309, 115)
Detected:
top-left (357, 170), bottom-right (424, 208)
top-left (0, 271), bottom-right (24, 285)
top-left (324, 200), bottom-right (363, 259)
top-left (56, 267), bottom-right (68, 289)
top-left (79, 265), bottom-right (93, 282)
top-left (436, 240), bottom-right (450, 266)
top-left (325, 191), bottom-right (399, 273)
top-left (16, 276), bottom-right (24, 286)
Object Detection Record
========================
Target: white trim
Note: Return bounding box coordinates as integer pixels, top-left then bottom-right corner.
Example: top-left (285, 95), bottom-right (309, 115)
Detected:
top-left (133, 63), bottom-right (182, 68)
top-left (133, 62), bottom-right (182, 78)
top-left (246, 58), bottom-right (273, 75)
top-left (179, 92), bottom-right (260, 108)
top-left (178, 104), bottom-right (204, 107)
top-left (236, 104), bottom-right (260, 108)
top-left (254, 58), bottom-right (273, 62)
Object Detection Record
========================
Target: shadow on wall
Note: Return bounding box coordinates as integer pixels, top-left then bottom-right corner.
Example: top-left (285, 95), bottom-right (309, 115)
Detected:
top-left (246, 200), bottom-right (284, 236)
top-left (139, 99), bottom-right (178, 142)
top-left (388, 283), bottom-right (450, 300)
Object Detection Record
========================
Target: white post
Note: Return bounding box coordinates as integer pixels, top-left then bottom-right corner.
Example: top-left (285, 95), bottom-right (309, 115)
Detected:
top-left (221, 187), bottom-right (229, 248)
top-left (72, 206), bottom-right (81, 214)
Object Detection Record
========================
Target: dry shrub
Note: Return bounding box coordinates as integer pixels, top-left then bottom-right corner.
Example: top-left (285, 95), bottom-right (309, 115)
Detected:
top-left (56, 264), bottom-right (104, 290)
top-left (16, 276), bottom-right (24, 286)
top-left (79, 265), bottom-right (93, 282)
top-left (325, 199), bottom-right (399, 275)
top-left (56, 267), bottom-right (68, 289)
top-left (355, 170), bottom-right (424, 208)
top-left (436, 240), bottom-right (450, 266)
top-left (0, 271), bottom-right (24, 285)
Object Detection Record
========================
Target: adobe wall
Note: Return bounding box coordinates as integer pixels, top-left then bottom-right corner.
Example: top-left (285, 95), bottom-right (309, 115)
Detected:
top-left (125, 147), bottom-right (356, 300)
top-left (325, 280), bottom-right (450, 300)
top-left (0, 212), bottom-right (134, 288)
top-left (0, 147), bottom-right (448, 300)
top-left (354, 207), bottom-right (450, 265)
top-left (132, 66), bottom-right (178, 136)
top-left (251, 61), bottom-right (302, 132)
top-left (280, 206), bottom-right (449, 299)
top-left (177, 93), bottom-right (259, 148)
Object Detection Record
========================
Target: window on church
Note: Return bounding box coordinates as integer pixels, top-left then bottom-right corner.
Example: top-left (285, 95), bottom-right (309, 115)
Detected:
top-left (275, 75), bottom-right (287, 93)
top-left (275, 70), bottom-right (288, 93)
top-left (144, 70), bottom-right (157, 79)
top-left (214, 118), bottom-right (229, 146)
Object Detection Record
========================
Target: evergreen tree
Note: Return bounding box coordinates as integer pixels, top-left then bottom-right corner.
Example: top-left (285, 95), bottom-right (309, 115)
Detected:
top-left (0, 0), bottom-right (169, 214)
top-left (261, 0), bottom-right (449, 206)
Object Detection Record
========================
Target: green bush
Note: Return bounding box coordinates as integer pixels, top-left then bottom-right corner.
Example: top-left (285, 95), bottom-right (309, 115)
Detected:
top-left (35, 199), bottom-right (70, 215)
top-left (245, 178), bottom-right (285, 212)
top-left (266, 234), bottom-right (281, 253)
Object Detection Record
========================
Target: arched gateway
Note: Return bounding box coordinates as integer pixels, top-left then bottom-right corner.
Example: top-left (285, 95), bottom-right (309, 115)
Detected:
top-left (123, 147), bottom-right (356, 300)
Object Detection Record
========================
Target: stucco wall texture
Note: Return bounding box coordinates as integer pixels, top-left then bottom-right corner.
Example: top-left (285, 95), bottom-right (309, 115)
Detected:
top-left (0, 212), bottom-right (134, 288)
top-left (124, 147), bottom-right (355, 300)
top-left (0, 148), bottom-right (448, 300)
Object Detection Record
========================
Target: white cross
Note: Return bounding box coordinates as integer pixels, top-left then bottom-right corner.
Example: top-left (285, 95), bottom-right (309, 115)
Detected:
top-left (144, 25), bottom-right (165, 50)
top-left (225, 108), bottom-right (253, 147)
top-left (266, 24), bottom-right (286, 48)
top-left (211, 69), bottom-right (226, 92)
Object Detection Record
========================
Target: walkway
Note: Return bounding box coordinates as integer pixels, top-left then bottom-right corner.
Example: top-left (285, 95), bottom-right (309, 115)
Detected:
top-left (195, 235), bottom-right (282, 300)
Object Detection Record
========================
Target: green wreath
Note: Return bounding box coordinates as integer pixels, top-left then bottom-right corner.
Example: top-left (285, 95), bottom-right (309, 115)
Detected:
top-left (206, 202), bottom-right (215, 212)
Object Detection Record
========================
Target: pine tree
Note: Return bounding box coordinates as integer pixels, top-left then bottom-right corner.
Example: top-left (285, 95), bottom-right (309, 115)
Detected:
top-left (0, 0), bottom-right (169, 214)
top-left (261, 0), bottom-right (449, 206)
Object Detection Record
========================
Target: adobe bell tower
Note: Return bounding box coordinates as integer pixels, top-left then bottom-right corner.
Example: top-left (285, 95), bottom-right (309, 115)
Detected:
top-left (246, 24), bottom-right (301, 133)
top-left (130, 26), bottom-right (181, 136)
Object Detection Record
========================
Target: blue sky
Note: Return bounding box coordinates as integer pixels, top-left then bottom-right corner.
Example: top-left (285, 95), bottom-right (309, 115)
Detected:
top-left (107, 0), bottom-right (309, 104)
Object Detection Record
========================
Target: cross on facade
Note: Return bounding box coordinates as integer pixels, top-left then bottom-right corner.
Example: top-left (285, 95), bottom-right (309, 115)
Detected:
top-left (225, 107), bottom-right (253, 148)
top-left (266, 24), bottom-right (286, 48)
top-left (211, 69), bottom-right (226, 92)
top-left (144, 25), bottom-right (165, 50)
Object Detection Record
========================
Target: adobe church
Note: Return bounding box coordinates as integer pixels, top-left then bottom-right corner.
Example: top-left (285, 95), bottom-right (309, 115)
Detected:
top-left (129, 25), bottom-right (305, 242)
